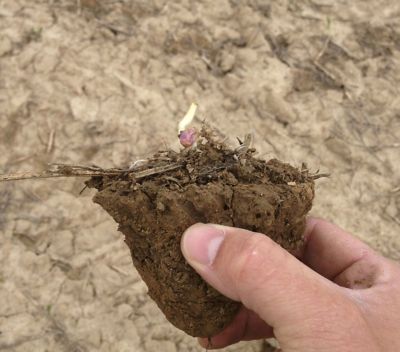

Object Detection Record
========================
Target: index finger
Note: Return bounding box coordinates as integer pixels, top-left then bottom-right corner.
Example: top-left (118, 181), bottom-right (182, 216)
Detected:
top-left (302, 217), bottom-right (373, 280)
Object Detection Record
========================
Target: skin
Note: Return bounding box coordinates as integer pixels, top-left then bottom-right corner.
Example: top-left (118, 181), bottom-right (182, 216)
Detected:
top-left (180, 218), bottom-right (400, 351)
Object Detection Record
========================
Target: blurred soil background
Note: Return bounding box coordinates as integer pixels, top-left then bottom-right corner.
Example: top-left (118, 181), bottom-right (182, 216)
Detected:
top-left (0, 0), bottom-right (399, 351)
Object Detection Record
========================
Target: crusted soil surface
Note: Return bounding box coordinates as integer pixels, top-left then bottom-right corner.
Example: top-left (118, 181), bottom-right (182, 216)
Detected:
top-left (88, 131), bottom-right (314, 337)
top-left (1, 1), bottom-right (399, 351)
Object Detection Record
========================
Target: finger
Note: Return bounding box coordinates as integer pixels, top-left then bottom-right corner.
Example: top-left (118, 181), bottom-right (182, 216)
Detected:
top-left (181, 223), bottom-right (343, 330)
top-left (302, 217), bottom-right (374, 279)
top-left (198, 306), bottom-right (273, 349)
top-left (334, 253), bottom-right (384, 289)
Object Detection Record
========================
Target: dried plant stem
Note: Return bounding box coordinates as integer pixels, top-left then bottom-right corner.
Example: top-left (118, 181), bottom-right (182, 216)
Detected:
top-left (132, 164), bottom-right (182, 179)
top-left (0, 170), bottom-right (119, 182)
top-left (0, 163), bottom-right (183, 183)
top-left (311, 173), bottom-right (330, 180)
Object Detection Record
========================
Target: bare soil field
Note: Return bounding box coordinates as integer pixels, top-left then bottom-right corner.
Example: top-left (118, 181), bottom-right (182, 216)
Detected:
top-left (0, 1), bottom-right (399, 351)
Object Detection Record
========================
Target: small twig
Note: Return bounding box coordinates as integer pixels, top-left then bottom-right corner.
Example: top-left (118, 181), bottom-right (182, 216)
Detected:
top-left (47, 129), bottom-right (56, 154)
top-left (95, 18), bottom-right (133, 36)
top-left (51, 163), bottom-right (103, 171)
top-left (79, 185), bottom-right (88, 195)
top-left (312, 38), bottom-right (344, 89)
top-left (313, 60), bottom-right (342, 87)
top-left (0, 169), bottom-right (120, 182)
top-left (315, 37), bottom-right (330, 63)
top-left (130, 163), bottom-right (182, 179)
top-left (0, 163), bottom-right (183, 183)
top-left (311, 173), bottom-right (330, 180)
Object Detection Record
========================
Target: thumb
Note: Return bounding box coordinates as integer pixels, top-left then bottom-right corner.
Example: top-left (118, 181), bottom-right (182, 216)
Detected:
top-left (181, 223), bottom-right (354, 338)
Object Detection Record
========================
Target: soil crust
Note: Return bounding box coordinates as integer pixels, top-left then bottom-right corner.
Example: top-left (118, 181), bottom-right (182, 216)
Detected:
top-left (87, 129), bottom-right (315, 337)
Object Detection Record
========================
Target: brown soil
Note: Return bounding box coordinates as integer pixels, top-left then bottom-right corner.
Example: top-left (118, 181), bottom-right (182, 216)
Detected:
top-left (87, 129), bottom-right (314, 337)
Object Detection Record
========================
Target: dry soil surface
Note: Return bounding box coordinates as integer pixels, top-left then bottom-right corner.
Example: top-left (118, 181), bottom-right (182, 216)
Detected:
top-left (0, 1), bottom-right (399, 351)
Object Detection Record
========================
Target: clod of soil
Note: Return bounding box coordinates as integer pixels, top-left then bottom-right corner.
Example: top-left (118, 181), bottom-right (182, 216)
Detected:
top-left (86, 128), bottom-right (315, 337)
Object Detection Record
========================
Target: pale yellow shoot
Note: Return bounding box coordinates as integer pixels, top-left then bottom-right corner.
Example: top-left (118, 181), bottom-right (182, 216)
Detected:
top-left (178, 103), bottom-right (198, 133)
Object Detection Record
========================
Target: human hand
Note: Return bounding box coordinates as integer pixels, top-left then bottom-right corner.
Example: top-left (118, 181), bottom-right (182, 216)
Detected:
top-left (181, 218), bottom-right (400, 351)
